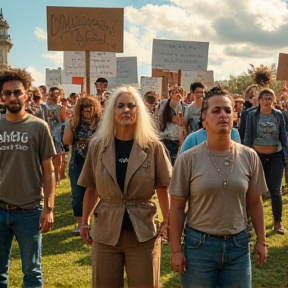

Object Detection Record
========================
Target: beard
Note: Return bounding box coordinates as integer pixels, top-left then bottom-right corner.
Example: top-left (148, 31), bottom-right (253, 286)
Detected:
top-left (6, 101), bottom-right (23, 113)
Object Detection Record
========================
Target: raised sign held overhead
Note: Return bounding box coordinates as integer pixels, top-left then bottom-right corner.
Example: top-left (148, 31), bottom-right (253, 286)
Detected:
top-left (152, 39), bottom-right (209, 72)
top-left (47, 6), bottom-right (124, 52)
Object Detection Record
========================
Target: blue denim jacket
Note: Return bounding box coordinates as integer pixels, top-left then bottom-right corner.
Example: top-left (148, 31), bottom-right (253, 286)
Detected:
top-left (243, 108), bottom-right (288, 161)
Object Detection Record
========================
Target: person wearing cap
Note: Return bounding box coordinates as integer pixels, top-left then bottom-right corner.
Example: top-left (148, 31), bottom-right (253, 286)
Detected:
top-left (244, 88), bottom-right (288, 234)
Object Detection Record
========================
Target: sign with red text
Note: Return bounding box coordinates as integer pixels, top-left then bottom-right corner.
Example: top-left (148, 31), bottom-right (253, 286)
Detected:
top-left (47, 6), bottom-right (124, 52)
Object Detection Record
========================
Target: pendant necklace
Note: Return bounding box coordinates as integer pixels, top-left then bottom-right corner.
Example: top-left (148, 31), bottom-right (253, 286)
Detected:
top-left (206, 142), bottom-right (234, 188)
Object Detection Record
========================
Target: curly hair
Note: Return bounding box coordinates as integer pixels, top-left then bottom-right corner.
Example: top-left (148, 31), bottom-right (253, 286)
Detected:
top-left (72, 96), bottom-right (102, 129)
top-left (249, 64), bottom-right (273, 87)
top-left (0, 68), bottom-right (34, 92)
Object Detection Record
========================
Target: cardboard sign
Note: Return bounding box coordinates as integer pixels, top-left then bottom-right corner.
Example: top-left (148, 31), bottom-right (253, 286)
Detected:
top-left (108, 57), bottom-right (138, 88)
top-left (181, 70), bottom-right (214, 91)
top-left (46, 68), bottom-right (61, 87)
top-left (152, 39), bottom-right (209, 71)
top-left (152, 68), bottom-right (179, 99)
top-left (47, 6), bottom-right (124, 52)
top-left (140, 77), bottom-right (162, 95)
top-left (63, 51), bottom-right (117, 78)
top-left (276, 53), bottom-right (288, 81)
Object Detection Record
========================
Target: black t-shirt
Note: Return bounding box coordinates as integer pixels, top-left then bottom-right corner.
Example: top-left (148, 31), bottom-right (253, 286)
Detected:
top-left (114, 137), bottom-right (134, 229)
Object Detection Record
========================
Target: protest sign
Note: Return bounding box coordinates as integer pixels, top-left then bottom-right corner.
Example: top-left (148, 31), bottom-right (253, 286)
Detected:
top-left (152, 39), bottom-right (209, 71)
top-left (47, 6), bottom-right (124, 52)
top-left (63, 51), bottom-right (117, 78)
top-left (276, 53), bottom-right (288, 81)
top-left (152, 68), bottom-right (179, 98)
top-left (46, 68), bottom-right (61, 88)
top-left (108, 57), bottom-right (138, 88)
top-left (181, 70), bottom-right (214, 91)
top-left (140, 77), bottom-right (162, 96)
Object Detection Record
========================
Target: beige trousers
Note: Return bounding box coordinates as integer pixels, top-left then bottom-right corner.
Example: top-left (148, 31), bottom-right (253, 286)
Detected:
top-left (92, 228), bottom-right (156, 288)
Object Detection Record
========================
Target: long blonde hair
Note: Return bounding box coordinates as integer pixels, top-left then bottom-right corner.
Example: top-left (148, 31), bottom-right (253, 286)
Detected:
top-left (96, 86), bottom-right (160, 153)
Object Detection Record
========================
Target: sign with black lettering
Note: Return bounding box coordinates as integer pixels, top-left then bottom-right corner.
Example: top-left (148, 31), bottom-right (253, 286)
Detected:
top-left (47, 6), bottom-right (124, 52)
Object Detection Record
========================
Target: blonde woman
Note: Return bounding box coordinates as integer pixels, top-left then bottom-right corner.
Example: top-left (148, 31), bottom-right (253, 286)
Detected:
top-left (78, 86), bottom-right (172, 288)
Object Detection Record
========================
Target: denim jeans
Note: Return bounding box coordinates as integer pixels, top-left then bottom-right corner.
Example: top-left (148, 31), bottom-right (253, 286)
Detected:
top-left (257, 150), bottom-right (285, 222)
top-left (182, 227), bottom-right (251, 288)
top-left (69, 159), bottom-right (86, 217)
top-left (0, 206), bottom-right (42, 288)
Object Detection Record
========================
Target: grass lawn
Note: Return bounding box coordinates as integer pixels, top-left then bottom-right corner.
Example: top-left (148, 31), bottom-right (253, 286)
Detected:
top-left (7, 178), bottom-right (288, 288)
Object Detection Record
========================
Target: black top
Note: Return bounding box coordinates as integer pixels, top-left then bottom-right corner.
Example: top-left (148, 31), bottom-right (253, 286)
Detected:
top-left (114, 137), bottom-right (134, 229)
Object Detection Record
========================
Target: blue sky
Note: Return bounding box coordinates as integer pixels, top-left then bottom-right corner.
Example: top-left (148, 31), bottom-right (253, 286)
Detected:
top-left (0, 0), bottom-right (288, 87)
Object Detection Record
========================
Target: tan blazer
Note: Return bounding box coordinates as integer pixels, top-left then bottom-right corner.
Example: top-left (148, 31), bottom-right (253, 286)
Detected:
top-left (78, 138), bottom-right (172, 246)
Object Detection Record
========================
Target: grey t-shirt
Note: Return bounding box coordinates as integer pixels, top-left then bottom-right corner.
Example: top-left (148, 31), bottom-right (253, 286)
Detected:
top-left (0, 114), bottom-right (56, 208)
top-left (183, 104), bottom-right (201, 133)
top-left (169, 141), bottom-right (268, 235)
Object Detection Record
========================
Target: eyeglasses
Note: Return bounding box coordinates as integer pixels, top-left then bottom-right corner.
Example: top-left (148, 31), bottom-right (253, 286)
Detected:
top-left (82, 107), bottom-right (94, 113)
top-left (2, 90), bottom-right (25, 97)
top-left (261, 97), bottom-right (273, 102)
top-left (235, 101), bottom-right (244, 104)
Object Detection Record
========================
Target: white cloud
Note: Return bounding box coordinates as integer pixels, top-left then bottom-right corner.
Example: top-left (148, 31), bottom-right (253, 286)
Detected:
top-left (42, 52), bottom-right (63, 67)
top-left (26, 67), bottom-right (45, 86)
top-left (123, 0), bottom-right (288, 81)
top-left (34, 27), bottom-right (47, 40)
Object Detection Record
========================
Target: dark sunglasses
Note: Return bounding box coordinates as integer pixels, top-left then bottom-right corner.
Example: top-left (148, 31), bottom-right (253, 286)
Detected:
top-left (2, 90), bottom-right (25, 97)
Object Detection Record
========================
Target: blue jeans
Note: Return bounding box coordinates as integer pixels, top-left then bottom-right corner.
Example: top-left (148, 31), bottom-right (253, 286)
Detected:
top-left (0, 207), bottom-right (42, 288)
top-left (182, 227), bottom-right (251, 288)
top-left (257, 150), bottom-right (284, 222)
top-left (69, 157), bottom-right (86, 217)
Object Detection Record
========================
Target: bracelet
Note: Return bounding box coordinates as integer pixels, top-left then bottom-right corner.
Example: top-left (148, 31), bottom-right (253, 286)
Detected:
top-left (80, 224), bottom-right (89, 229)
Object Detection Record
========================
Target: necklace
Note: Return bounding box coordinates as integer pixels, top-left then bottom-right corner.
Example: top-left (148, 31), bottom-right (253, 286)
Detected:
top-left (206, 142), bottom-right (235, 188)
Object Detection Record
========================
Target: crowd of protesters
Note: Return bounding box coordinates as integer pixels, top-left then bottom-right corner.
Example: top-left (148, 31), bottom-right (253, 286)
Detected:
top-left (0, 65), bottom-right (288, 288)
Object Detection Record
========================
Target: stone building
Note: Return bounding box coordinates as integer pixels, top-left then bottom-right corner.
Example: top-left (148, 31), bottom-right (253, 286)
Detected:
top-left (0, 8), bottom-right (12, 69)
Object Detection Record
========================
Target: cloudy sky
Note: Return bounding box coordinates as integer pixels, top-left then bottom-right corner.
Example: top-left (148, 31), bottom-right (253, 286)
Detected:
top-left (1, 0), bottom-right (288, 87)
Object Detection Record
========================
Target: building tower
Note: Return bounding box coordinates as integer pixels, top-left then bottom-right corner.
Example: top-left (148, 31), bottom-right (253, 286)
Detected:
top-left (0, 8), bottom-right (12, 69)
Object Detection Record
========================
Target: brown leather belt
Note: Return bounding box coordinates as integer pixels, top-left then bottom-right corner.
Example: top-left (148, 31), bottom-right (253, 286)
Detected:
top-left (208, 233), bottom-right (239, 240)
top-left (0, 201), bottom-right (38, 211)
top-left (189, 227), bottom-right (240, 240)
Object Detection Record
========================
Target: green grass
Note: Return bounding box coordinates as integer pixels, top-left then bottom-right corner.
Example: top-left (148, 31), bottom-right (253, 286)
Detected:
top-left (7, 179), bottom-right (288, 287)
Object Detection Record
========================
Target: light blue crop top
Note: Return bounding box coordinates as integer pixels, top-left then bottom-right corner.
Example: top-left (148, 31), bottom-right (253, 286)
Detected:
top-left (253, 113), bottom-right (281, 148)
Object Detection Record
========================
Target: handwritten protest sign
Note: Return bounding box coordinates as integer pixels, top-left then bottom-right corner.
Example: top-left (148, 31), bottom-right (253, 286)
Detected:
top-left (64, 51), bottom-right (117, 78)
top-left (47, 7), bottom-right (124, 52)
top-left (152, 39), bottom-right (209, 71)
top-left (46, 68), bottom-right (62, 88)
top-left (181, 70), bottom-right (214, 91)
top-left (276, 53), bottom-right (288, 81)
top-left (141, 77), bottom-right (162, 95)
top-left (108, 57), bottom-right (138, 88)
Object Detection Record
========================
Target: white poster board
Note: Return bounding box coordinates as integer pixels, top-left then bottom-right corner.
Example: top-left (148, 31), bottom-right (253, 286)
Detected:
top-left (181, 70), bottom-right (214, 91)
top-left (46, 68), bottom-right (61, 87)
top-left (140, 77), bottom-right (162, 95)
top-left (64, 51), bottom-right (117, 78)
top-left (108, 57), bottom-right (138, 88)
top-left (152, 39), bottom-right (209, 71)
top-left (60, 84), bottom-right (82, 98)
